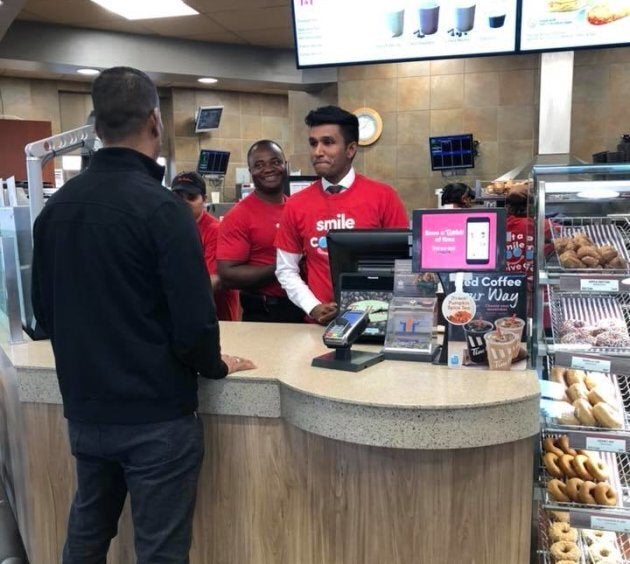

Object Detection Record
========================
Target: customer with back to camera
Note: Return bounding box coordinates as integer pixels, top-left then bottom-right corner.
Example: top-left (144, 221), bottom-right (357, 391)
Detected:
top-left (31, 66), bottom-right (255, 564)
top-left (274, 105), bottom-right (409, 325)
top-left (440, 182), bottom-right (475, 208)
top-left (216, 139), bottom-right (305, 322)
top-left (171, 170), bottom-right (240, 321)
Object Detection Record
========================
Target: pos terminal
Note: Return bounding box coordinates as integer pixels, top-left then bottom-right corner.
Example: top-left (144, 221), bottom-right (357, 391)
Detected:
top-left (311, 309), bottom-right (384, 372)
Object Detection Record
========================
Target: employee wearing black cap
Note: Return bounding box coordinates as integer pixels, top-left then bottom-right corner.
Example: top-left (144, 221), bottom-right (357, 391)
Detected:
top-left (171, 170), bottom-right (240, 321)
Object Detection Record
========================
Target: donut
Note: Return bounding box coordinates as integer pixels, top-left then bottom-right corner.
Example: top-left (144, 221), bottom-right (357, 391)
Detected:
top-left (585, 457), bottom-right (609, 482)
top-left (582, 529), bottom-right (617, 545)
top-left (565, 369), bottom-right (587, 384)
top-left (588, 541), bottom-right (622, 561)
top-left (543, 452), bottom-right (565, 479)
top-left (588, 386), bottom-right (615, 406)
top-left (565, 477), bottom-right (584, 502)
top-left (571, 454), bottom-right (593, 481)
top-left (558, 410), bottom-right (580, 426)
top-left (560, 331), bottom-right (596, 345)
top-left (592, 402), bottom-right (624, 429)
top-left (567, 382), bottom-right (589, 402)
top-left (557, 435), bottom-right (577, 456)
top-left (554, 561), bottom-right (579, 564)
top-left (549, 510), bottom-right (570, 523)
top-left (548, 479), bottom-right (571, 502)
top-left (550, 366), bottom-right (567, 384)
top-left (550, 541), bottom-right (580, 562)
top-left (557, 454), bottom-right (577, 478)
top-left (596, 317), bottom-right (627, 332)
top-left (595, 330), bottom-right (630, 348)
top-left (559, 320), bottom-right (587, 336)
top-left (574, 399), bottom-right (597, 427)
top-left (543, 437), bottom-right (565, 457)
top-left (584, 372), bottom-right (615, 392)
top-left (593, 482), bottom-right (617, 506)
top-left (549, 521), bottom-right (578, 543)
top-left (578, 480), bottom-right (598, 504)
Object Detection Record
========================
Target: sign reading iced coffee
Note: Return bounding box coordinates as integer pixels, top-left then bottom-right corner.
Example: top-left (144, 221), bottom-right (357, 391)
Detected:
top-left (292, 0), bottom-right (518, 67)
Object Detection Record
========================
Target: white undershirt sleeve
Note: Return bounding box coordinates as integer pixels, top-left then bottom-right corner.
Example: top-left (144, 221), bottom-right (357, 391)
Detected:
top-left (275, 249), bottom-right (321, 316)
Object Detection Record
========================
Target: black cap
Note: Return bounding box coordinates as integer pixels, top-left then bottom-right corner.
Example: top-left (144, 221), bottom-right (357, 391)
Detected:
top-left (171, 171), bottom-right (206, 197)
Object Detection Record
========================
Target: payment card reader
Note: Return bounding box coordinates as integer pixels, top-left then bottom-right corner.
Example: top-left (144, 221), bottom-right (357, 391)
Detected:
top-left (311, 309), bottom-right (384, 372)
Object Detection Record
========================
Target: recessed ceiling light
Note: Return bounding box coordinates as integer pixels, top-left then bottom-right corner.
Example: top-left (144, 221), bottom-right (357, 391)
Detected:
top-left (576, 188), bottom-right (620, 200)
top-left (77, 68), bottom-right (100, 76)
top-left (89, 0), bottom-right (198, 20)
top-left (197, 78), bottom-right (218, 84)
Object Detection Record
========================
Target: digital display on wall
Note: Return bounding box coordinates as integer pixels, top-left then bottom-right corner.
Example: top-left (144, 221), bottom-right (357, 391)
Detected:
top-left (520, 0), bottom-right (630, 52)
top-left (411, 209), bottom-right (506, 272)
top-left (291, 0), bottom-right (519, 68)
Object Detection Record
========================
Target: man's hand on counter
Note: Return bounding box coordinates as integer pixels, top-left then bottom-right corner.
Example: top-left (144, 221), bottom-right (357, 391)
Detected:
top-left (222, 354), bottom-right (256, 374)
top-left (309, 302), bottom-right (338, 325)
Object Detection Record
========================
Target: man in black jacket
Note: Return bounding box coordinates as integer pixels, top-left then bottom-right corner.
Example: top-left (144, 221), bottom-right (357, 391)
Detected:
top-left (31, 66), bottom-right (254, 564)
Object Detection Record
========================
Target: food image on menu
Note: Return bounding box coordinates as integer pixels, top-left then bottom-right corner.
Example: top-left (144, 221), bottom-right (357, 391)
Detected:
top-left (546, 0), bottom-right (584, 11)
top-left (587, 1), bottom-right (630, 24)
top-left (442, 291), bottom-right (476, 326)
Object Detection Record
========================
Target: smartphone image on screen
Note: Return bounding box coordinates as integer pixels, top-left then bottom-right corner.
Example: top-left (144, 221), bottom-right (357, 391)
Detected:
top-left (466, 217), bottom-right (490, 264)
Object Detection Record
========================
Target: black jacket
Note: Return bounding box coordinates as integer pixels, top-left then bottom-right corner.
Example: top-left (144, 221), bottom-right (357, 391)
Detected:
top-left (32, 147), bottom-right (227, 424)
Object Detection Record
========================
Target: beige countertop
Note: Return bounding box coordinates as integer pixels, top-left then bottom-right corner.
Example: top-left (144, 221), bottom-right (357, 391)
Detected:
top-left (0, 322), bottom-right (540, 449)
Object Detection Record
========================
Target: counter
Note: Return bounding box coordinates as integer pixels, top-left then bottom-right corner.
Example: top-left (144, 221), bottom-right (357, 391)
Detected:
top-left (0, 322), bottom-right (540, 563)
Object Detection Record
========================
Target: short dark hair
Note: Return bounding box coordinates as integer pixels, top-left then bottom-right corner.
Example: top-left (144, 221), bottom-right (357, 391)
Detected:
top-left (505, 187), bottom-right (531, 217)
top-left (441, 183), bottom-right (474, 206)
top-left (246, 139), bottom-right (285, 165)
top-left (304, 105), bottom-right (359, 145)
top-left (91, 67), bottom-right (159, 143)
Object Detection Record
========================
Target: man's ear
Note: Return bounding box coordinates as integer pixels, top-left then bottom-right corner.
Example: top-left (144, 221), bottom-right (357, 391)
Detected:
top-left (148, 108), bottom-right (162, 138)
top-left (346, 140), bottom-right (358, 160)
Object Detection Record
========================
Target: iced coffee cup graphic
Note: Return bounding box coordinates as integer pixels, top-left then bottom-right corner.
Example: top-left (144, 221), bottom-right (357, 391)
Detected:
top-left (463, 319), bottom-right (494, 364)
top-left (494, 316), bottom-right (525, 359)
top-left (484, 330), bottom-right (517, 370)
top-left (454, 2), bottom-right (476, 32)
top-left (418, 2), bottom-right (440, 35)
top-left (487, 11), bottom-right (506, 28)
top-left (386, 9), bottom-right (405, 37)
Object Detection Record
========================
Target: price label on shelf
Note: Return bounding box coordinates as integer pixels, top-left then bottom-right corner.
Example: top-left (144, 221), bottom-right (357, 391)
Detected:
top-left (586, 437), bottom-right (627, 453)
top-left (591, 516), bottom-right (630, 534)
top-left (571, 356), bottom-right (611, 373)
top-left (580, 279), bottom-right (619, 293)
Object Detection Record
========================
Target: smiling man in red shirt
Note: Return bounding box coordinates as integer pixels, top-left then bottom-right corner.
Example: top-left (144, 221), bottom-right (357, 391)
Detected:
top-left (274, 105), bottom-right (409, 325)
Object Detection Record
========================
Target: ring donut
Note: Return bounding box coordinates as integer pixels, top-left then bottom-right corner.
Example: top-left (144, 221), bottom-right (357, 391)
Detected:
top-left (543, 452), bottom-right (565, 479)
top-left (593, 482), bottom-right (617, 506)
top-left (557, 454), bottom-right (577, 478)
top-left (548, 479), bottom-right (571, 502)
top-left (585, 458), bottom-right (609, 482)
top-left (571, 454), bottom-right (593, 481)
top-left (565, 477), bottom-right (584, 503)
top-left (543, 437), bottom-right (565, 457)
top-left (578, 480), bottom-right (597, 505)
top-left (588, 541), bottom-right (621, 561)
top-left (574, 398), bottom-right (597, 427)
top-left (557, 435), bottom-right (577, 456)
top-left (550, 541), bottom-right (580, 562)
top-left (549, 521), bottom-right (578, 543)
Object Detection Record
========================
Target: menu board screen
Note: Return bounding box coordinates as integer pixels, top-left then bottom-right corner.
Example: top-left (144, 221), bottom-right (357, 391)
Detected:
top-left (292, 0), bottom-right (519, 68)
top-left (520, 0), bottom-right (630, 51)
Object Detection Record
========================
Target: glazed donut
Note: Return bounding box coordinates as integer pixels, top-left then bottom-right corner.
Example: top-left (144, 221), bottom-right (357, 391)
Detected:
top-left (550, 541), bottom-right (580, 562)
top-left (578, 480), bottom-right (598, 504)
top-left (593, 482), bottom-right (617, 506)
top-left (543, 452), bottom-right (565, 479)
top-left (585, 457), bottom-right (609, 482)
top-left (565, 477), bottom-right (584, 502)
top-left (571, 454), bottom-right (593, 481)
top-left (549, 521), bottom-right (578, 543)
top-left (574, 399), bottom-right (597, 427)
top-left (557, 454), bottom-right (577, 478)
top-left (592, 402), bottom-right (624, 429)
top-left (548, 479), bottom-right (571, 502)
top-left (588, 386), bottom-right (615, 407)
top-left (567, 382), bottom-right (589, 402)
top-left (543, 437), bottom-right (565, 457)
top-left (557, 435), bottom-right (577, 456)
top-left (564, 369), bottom-right (587, 385)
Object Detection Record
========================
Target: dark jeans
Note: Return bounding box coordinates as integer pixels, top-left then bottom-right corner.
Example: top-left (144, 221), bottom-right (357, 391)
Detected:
top-left (240, 292), bottom-right (305, 323)
top-left (63, 414), bottom-right (204, 564)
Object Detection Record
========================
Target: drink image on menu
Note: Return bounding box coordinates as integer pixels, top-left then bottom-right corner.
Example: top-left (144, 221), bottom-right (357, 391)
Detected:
top-left (386, 8), bottom-right (405, 37)
top-left (466, 216), bottom-right (490, 264)
top-left (494, 316), bottom-right (525, 359)
top-left (417, 2), bottom-right (440, 36)
top-left (453, 2), bottom-right (476, 34)
top-left (487, 10), bottom-right (506, 28)
top-left (484, 330), bottom-right (517, 370)
top-left (463, 319), bottom-right (494, 364)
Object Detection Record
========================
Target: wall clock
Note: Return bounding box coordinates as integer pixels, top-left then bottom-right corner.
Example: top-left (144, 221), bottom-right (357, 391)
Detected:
top-left (353, 107), bottom-right (383, 146)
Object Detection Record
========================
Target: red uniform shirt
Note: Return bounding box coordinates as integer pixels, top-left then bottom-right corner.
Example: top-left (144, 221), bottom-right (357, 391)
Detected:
top-left (216, 193), bottom-right (287, 297)
top-left (274, 174), bottom-right (408, 304)
top-left (506, 215), bottom-right (554, 275)
top-left (197, 211), bottom-right (240, 321)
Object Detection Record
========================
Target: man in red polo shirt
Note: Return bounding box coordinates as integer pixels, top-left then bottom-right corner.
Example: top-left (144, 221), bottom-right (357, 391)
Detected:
top-left (216, 140), bottom-right (304, 322)
top-left (171, 171), bottom-right (240, 321)
top-left (274, 105), bottom-right (409, 325)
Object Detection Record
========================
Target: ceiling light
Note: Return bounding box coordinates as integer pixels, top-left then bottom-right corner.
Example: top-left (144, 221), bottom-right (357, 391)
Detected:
top-left (576, 188), bottom-right (620, 200)
top-left (77, 68), bottom-right (100, 76)
top-left (197, 78), bottom-right (218, 84)
top-left (89, 0), bottom-right (198, 20)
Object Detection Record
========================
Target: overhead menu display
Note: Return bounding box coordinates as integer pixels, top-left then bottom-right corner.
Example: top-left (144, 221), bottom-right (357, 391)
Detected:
top-left (292, 0), bottom-right (518, 68)
top-left (520, 0), bottom-right (630, 51)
